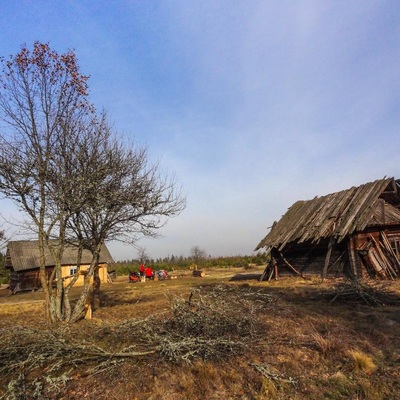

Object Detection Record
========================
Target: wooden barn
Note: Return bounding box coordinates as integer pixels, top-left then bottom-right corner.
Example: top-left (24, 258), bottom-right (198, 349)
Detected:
top-left (255, 177), bottom-right (400, 281)
top-left (5, 240), bottom-right (114, 293)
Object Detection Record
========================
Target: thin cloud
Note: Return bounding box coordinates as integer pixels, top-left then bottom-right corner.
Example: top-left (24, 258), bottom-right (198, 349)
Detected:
top-left (0, 1), bottom-right (399, 259)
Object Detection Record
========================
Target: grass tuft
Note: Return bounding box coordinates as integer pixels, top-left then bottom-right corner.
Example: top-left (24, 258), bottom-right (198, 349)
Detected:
top-left (349, 349), bottom-right (377, 374)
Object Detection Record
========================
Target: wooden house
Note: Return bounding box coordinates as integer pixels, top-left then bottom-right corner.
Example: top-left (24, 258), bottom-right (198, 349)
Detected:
top-left (5, 240), bottom-right (114, 293)
top-left (255, 177), bottom-right (400, 281)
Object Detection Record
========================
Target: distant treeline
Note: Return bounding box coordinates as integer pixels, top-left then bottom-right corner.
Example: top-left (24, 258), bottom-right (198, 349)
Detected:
top-left (109, 253), bottom-right (268, 275)
top-left (0, 251), bottom-right (269, 282)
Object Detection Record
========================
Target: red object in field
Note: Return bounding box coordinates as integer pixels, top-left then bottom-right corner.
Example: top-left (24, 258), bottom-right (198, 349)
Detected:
top-left (129, 271), bottom-right (140, 282)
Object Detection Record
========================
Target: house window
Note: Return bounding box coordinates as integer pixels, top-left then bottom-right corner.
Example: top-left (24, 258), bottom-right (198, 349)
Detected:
top-left (69, 267), bottom-right (77, 276)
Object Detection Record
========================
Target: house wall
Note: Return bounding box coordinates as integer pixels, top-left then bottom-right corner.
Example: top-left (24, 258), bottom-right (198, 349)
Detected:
top-left (61, 263), bottom-right (108, 286)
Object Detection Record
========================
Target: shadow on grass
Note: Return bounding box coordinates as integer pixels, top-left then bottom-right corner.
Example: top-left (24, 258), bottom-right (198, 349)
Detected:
top-left (229, 273), bottom-right (263, 282)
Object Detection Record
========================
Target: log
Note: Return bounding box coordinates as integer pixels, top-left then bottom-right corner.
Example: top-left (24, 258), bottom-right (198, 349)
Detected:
top-left (192, 270), bottom-right (205, 277)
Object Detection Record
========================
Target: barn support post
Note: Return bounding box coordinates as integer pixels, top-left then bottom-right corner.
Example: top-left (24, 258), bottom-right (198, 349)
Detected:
top-left (278, 251), bottom-right (304, 278)
top-left (259, 248), bottom-right (272, 282)
top-left (260, 256), bottom-right (279, 281)
top-left (322, 236), bottom-right (336, 282)
top-left (348, 235), bottom-right (360, 282)
top-left (273, 257), bottom-right (279, 280)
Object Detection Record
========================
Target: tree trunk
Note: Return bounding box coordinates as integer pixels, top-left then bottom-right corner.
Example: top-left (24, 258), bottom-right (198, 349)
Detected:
top-left (92, 265), bottom-right (101, 310)
top-left (70, 244), bottom-right (102, 323)
top-left (91, 248), bottom-right (103, 311)
top-left (70, 274), bottom-right (93, 323)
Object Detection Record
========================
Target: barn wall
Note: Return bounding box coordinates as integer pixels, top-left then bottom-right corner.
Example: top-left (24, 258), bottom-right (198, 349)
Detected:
top-left (276, 239), bottom-right (351, 277)
top-left (276, 225), bottom-right (400, 280)
top-left (355, 225), bottom-right (400, 255)
top-left (10, 264), bottom-right (108, 293)
top-left (10, 268), bottom-right (53, 293)
top-left (353, 225), bottom-right (400, 278)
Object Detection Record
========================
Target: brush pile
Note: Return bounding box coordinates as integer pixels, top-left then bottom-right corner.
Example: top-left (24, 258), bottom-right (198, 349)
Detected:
top-left (0, 284), bottom-right (275, 398)
top-left (325, 280), bottom-right (400, 306)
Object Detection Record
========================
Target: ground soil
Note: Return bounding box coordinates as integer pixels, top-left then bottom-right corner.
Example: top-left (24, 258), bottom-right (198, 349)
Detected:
top-left (1, 266), bottom-right (400, 399)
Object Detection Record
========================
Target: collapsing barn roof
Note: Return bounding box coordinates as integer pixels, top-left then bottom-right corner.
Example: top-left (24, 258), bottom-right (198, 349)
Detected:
top-left (256, 177), bottom-right (400, 252)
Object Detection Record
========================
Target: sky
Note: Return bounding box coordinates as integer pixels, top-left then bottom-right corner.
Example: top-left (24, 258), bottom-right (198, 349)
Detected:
top-left (1, 1), bottom-right (399, 261)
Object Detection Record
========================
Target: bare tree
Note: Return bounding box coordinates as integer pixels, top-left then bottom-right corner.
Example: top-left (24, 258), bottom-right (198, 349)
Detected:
top-left (138, 248), bottom-right (149, 264)
top-left (0, 230), bottom-right (6, 248)
top-left (64, 117), bottom-right (185, 319)
top-left (0, 42), bottom-right (94, 322)
top-left (190, 245), bottom-right (207, 261)
top-left (0, 42), bottom-right (186, 323)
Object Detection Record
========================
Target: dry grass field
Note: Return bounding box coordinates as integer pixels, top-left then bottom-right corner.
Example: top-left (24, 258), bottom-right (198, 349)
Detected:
top-left (1, 266), bottom-right (400, 399)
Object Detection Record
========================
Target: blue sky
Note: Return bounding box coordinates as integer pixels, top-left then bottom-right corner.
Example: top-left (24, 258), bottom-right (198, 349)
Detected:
top-left (1, 1), bottom-right (399, 260)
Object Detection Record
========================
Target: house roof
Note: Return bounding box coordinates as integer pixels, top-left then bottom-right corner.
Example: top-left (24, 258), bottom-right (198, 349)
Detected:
top-left (255, 177), bottom-right (400, 251)
top-left (6, 240), bottom-right (115, 271)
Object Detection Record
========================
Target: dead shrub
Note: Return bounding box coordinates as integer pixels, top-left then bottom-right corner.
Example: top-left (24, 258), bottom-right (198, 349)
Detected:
top-left (311, 330), bottom-right (334, 356)
top-left (257, 378), bottom-right (278, 399)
